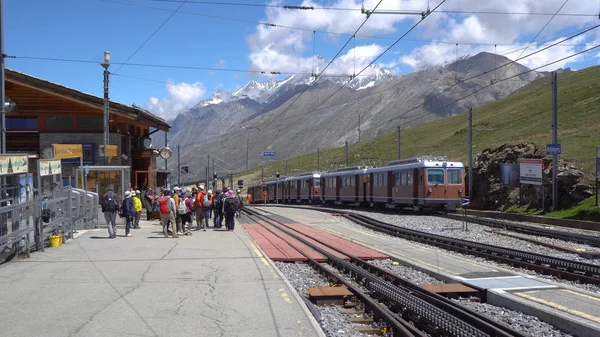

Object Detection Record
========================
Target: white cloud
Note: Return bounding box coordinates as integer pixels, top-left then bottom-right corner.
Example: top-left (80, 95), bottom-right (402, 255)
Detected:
top-left (146, 80), bottom-right (207, 121)
top-left (246, 0), bottom-right (599, 75)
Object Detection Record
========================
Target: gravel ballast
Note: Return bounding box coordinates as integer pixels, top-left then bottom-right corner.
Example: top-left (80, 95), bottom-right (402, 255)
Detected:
top-left (275, 260), bottom-right (572, 337)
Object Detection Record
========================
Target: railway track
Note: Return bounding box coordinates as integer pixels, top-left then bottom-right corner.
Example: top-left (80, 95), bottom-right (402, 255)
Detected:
top-left (244, 208), bottom-right (527, 337)
top-left (250, 205), bottom-right (600, 285)
top-left (441, 212), bottom-right (600, 248)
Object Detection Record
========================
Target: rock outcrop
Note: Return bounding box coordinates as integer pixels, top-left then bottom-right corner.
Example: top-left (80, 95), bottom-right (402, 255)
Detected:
top-left (468, 143), bottom-right (594, 211)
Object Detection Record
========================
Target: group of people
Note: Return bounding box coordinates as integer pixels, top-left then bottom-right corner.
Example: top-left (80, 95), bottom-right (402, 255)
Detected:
top-left (102, 184), bottom-right (244, 239)
top-left (100, 186), bottom-right (142, 238)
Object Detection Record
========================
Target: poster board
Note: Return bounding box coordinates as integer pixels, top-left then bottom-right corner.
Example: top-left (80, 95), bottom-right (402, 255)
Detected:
top-left (519, 158), bottom-right (543, 185)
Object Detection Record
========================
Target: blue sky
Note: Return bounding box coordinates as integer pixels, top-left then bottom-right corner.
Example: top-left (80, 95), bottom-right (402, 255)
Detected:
top-left (5, 0), bottom-right (600, 121)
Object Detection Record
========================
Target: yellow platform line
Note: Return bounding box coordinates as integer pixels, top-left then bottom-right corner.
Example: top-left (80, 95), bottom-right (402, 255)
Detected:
top-left (514, 292), bottom-right (600, 323)
top-left (562, 289), bottom-right (600, 302)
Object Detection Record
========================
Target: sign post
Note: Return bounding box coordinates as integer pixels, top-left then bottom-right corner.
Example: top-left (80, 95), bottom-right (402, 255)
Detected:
top-left (520, 158), bottom-right (544, 209)
top-left (461, 197), bottom-right (470, 231)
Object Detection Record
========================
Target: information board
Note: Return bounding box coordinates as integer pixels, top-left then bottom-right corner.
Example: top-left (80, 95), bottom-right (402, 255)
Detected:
top-left (500, 163), bottom-right (520, 187)
top-left (519, 158), bottom-right (543, 185)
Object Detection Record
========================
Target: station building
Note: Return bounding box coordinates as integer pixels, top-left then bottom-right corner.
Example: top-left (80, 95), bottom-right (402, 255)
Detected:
top-left (4, 68), bottom-right (171, 196)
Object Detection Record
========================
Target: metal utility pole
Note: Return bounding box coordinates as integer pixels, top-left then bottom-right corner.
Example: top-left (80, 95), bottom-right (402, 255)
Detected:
top-left (101, 51), bottom-right (111, 165)
top-left (246, 138), bottom-right (249, 170)
top-left (397, 126), bottom-right (401, 160)
top-left (212, 158), bottom-right (216, 190)
top-left (0, 0), bottom-right (5, 154)
top-left (164, 132), bottom-right (168, 170)
top-left (468, 106), bottom-right (473, 198)
top-left (177, 145), bottom-right (181, 186)
top-left (206, 154), bottom-right (210, 189)
top-left (345, 140), bottom-right (349, 166)
top-left (261, 167), bottom-right (264, 182)
top-left (285, 160), bottom-right (288, 177)
top-left (229, 174), bottom-right (233, 190)
top-left (551, 71), bottom-right (558, 210)
top-left (317, 148), bottom-right (320, 171)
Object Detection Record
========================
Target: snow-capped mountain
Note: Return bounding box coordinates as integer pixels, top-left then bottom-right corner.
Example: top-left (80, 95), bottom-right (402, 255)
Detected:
top-left (193, 56), bottom-right (397, 108)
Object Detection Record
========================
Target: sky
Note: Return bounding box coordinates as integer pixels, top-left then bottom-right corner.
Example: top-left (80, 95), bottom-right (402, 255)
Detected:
top-left (5, 0), bottom-right (600, 121)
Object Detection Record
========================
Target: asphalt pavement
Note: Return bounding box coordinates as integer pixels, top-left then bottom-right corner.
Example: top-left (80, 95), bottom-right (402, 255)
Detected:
top-left (0, 216), bottom-right (323, 337)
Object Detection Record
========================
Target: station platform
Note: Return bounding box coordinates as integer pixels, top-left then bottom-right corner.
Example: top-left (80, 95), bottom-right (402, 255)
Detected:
top-left (0, 218), bottom-right (324, 337)
top-left (260, 206), bottom-right (600, 337)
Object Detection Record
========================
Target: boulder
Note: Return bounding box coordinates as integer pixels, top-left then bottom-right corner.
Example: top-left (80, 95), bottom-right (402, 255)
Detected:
top-left (467, 143), bottom-right (594, 211)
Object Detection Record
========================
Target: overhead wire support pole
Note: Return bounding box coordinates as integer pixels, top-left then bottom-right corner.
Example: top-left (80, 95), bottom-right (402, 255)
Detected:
top-left (177, 145), bottom-right (181, 186)
top-left (552, 71), bottom-right (558, 210)
top-left (0, 0), bottom-right (5, 154)
top-left (397, 126), bottom-right (401, 160)
top-left (468, 106), bottom-right (473, 199)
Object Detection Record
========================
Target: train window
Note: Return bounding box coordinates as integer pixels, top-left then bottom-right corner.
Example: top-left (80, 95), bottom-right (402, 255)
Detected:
top-left (427, 169), bottom-right (444, 184)
top-left (401, 172), bottom-right (407, 186)
top-left (383, 174), bottom-right (387, 186)
top-left (447, 169), bottom-right (463, 184)
top-left (407, 172), bottom-right (413, 185)
top-left (393, 173), bottom-right (400, 186)
top-left (315, 179), bottom-right (320, 187)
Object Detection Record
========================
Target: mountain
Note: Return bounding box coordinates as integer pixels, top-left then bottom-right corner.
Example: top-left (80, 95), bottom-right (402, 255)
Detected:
top-left (170, 52), bottom-right (544, 182)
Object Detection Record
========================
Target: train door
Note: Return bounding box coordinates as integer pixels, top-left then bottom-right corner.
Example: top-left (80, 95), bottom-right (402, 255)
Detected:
top-left (361, 174), bottom-right (368, 202)
top-left (412, 168), bottom-right (419, 205)
top-left (308, 179), bottom-right (313, 202)
top-left (335, 176), bottom-right (340, 201)
top-left (387, 171), bottom-right (393, 203)
top-left (295, 180), bottom-right (300, 202)
top-left (354, 175), bottom-right (359, 202)
top-left (369, 173), bottom-right (374, 202)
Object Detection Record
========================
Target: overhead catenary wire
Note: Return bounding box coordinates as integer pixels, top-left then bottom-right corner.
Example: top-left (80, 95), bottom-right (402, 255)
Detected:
top-left (497, 0), bottom-right (570, 81)
top-left (387, 44), bottom-right (600, 131)
top-left (101, 0), bottom-right (592, 51)
top-left (274, 0), bottom-right (448, 133)
top-left (146, 0), bottom-right (597, 17)
top-left (370, 22), bottom-right (600, 130)
top-left (112, 0), bottom-right (188, 75)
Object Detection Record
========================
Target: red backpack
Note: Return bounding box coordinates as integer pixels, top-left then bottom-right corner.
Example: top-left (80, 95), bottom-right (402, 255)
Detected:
top-left (158, 197), bottom-right (170, 214)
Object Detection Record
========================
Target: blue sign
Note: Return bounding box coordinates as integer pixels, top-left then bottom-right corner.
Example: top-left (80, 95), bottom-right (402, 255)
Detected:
top-left (546, 144), bottom-right (562, 155)
top-left (264, 152), bottom-right (276, 157)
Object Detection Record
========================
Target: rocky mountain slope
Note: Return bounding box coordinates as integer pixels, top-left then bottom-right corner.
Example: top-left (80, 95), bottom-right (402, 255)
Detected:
top-left (168, 52), bottom-right (545, 182)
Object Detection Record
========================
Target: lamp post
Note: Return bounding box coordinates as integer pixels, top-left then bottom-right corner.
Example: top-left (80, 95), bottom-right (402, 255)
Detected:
top-left (101, 51), bottom-right (110, 165)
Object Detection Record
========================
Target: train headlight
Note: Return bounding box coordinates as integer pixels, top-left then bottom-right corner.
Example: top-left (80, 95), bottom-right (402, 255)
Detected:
top-left (428, 188), bottom-right (432, 194)
top-left (459, 188), bottom-right (463, 194)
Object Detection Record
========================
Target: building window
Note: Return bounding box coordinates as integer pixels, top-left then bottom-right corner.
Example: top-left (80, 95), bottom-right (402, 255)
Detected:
top-left (46, 116), bottom-right (74, 129)
top-left (76, 116), bottom-right (103, 130)
top-left (6, 117), bottom-right (38, 130)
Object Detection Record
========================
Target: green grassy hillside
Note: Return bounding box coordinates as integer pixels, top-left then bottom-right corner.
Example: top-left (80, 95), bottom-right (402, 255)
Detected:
top-left (237, 66), bottom-right (600, 188)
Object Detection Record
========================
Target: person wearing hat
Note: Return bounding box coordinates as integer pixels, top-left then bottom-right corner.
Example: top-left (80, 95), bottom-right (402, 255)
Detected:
top-left (101, 185), bottom-right (119, 238)
top-left (122, 191), bottom-right (135, 237)
top-left (132, 190), bottom-right (142, 229)
top-left (223, 189), bottom-right (240, 232)
top-left (192, 185), bottom-right (209, 231)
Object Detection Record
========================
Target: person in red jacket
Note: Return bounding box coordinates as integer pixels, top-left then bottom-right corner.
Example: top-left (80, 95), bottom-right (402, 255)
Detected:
top-left (193, 186), bottom-right (209, 231)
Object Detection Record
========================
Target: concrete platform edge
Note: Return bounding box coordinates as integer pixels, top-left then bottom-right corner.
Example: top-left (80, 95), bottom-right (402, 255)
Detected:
top-left (488, 289), bottom-right (600, 337)
top-left (244, 229), bottom-right (327, 337)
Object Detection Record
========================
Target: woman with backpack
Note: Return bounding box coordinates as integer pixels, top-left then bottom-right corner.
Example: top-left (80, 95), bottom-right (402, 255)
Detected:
top-left (122, 191), bottom-right (135, 237)
top-left (223, 189), bottom-right (240, 232)
top-left (178, 190), bottom-right (193, 234)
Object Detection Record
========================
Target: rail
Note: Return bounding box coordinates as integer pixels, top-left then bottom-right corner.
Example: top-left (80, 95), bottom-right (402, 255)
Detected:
top-left (244, 208), bottom-right (525, 337)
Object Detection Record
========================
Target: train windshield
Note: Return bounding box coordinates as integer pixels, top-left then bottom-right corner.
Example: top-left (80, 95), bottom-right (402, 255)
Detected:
top-left (447, 169), bottom-right (463, 184)
top-left (427, 169), bottom-right (444, 184)
top-left (314, 179), bottom-right (320, 187)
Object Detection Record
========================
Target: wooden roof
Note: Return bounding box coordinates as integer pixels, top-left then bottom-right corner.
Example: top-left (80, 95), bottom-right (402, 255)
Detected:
top-left (5, 68), bottom-right (170, 131)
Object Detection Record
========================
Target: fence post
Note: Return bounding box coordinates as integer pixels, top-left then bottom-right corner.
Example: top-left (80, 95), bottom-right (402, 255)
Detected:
top-left (67, 185), bottom-right (73, 239)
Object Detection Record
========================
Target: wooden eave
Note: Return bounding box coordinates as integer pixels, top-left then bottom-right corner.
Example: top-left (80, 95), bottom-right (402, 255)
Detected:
top-left (5, 69), bottom-right (170, 132)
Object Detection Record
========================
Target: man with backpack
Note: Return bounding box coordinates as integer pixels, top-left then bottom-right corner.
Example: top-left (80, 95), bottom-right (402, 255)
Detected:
top-left (101, 186), bottom-right (119, 239)
top-left (212, 189), bottom-right (224, 228)
top-left (122, 191), bottom-right (135, 237)
top-left (224, 189), bottom-right (240, 232)
top-left (177, 190), bottom-right (193, 234)
top-left (157, 190), bottom-right (178, 238)
top-left (193, 186), bottom-right (210, 231)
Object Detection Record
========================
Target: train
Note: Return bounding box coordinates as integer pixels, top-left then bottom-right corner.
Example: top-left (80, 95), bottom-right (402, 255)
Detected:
top-left (247, 155), bottom-right (466, 212)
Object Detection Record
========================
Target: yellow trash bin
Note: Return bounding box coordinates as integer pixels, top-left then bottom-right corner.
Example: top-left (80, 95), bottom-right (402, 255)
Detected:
top-left (49, 235), bottom-right (61, 248)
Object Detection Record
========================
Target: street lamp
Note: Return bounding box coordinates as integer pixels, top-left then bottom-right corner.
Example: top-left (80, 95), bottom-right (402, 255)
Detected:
top-left (101, 51), bottom-right (110, 165)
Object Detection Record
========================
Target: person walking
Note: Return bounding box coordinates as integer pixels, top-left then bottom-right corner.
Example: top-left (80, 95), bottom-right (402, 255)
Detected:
top-left (101, 186), bottom-right (119, 239)
top-left (235, 189), bottom-right (244, 218)
top-left (193, 186), bottom-right (210, 231)
top-left (172, 187), bottom-right (181, 234)
top-left (223, 189), bottom-right (240, 232)
top-left (158, 190), bottom-right (178, 238)
top-left (178, 190), bottom-right (193, 234)
top-left (123, 191), bottom-right (135, 237)
top-left (212, 189), bottom-right (224, 228)
top-left (132, 190), bottom-right (142, 229)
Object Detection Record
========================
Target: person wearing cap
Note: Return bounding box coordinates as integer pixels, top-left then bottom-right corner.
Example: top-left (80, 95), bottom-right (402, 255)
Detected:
top-left (207, 189), bottom-right (213, 220)
top-left (223, 189), bottom-right (240, 232)
top-left (122, 191), bottom-right (135, 237)
top-left (192, 185), bottom-right (209, 231)
top-left (132, 190), bottom-right (142, 229)
top-left (157, 190), bottom-right (178, 238)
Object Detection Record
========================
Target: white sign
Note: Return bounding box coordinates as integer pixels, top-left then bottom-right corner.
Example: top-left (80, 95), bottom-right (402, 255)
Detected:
top-left (519, 158), bottom-right (543, 185)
